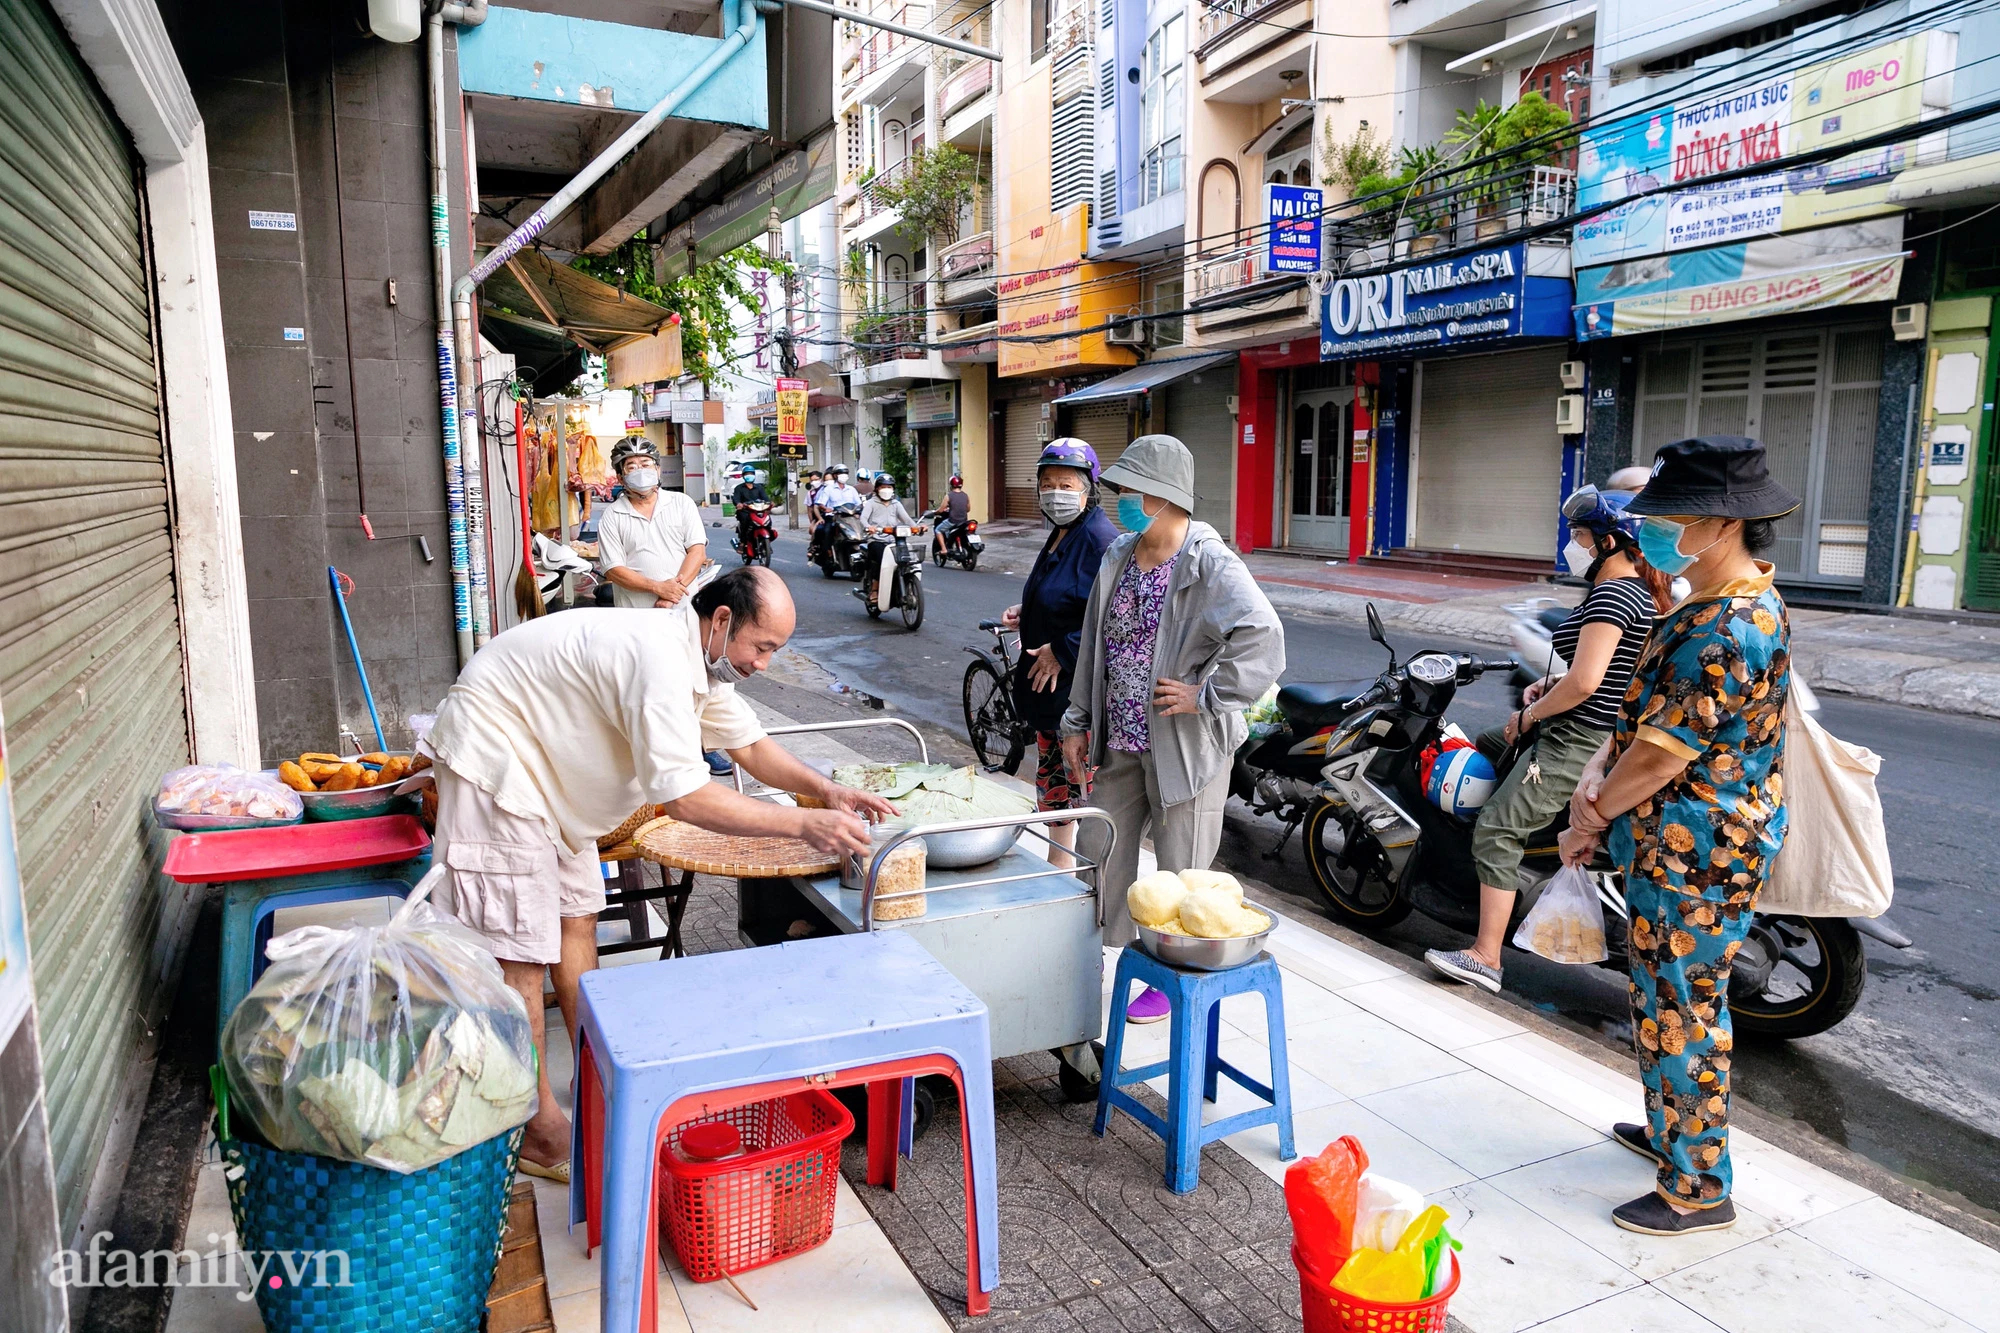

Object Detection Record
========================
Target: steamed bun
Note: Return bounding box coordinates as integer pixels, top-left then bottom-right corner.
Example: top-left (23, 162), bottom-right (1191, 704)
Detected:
top-left (1178, 888), bottom-right (1250, 938)
top-left (1127, 871), bottom-right (1188, 928)
top-left (1177, 868), bottom-right (1243, 902)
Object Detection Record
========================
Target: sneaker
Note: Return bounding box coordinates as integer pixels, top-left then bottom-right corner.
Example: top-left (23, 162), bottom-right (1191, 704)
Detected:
top-left (1612, 1122), bottom-right (1666, 1167)
top-left (1425, 948), bottom-right (1502, 994)
top-left (1125, 986), bottom-right (1172, 1024)
top-left (705, 750), bottom-right (734, 776)
top-left (1612, 1192), bottom-right (1736, 1236)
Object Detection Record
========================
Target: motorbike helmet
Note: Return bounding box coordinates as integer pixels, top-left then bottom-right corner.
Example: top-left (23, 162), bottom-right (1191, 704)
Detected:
top-left (1036, 438), bottom-right (1100, 482)
top-left (1424, 743), bottom-right (1497, 817)
top-left (610, 436), bottom-right (660, 473)
top-left (873, 471), bottom-right (895, 490)
top-left (949, 474), bottom-right (964, 489)
top-left (1561, 484), bottom-right (1641, 541)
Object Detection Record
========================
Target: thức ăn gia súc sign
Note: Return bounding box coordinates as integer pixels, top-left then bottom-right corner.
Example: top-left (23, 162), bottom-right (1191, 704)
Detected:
top-left (1319, 243), bottom-right (1572, 361)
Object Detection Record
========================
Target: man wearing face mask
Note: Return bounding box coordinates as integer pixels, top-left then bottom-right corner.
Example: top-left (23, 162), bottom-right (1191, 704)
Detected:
top-left (597, 437), bottom-right (707, 610)
top-left (808, 464), bottom-right (862, 562)
top-left (423, 566), bottom-right (895, 1179)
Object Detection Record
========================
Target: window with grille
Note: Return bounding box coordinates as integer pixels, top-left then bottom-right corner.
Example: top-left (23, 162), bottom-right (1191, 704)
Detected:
top-left (1140, 14), bottom-right (1185, 204)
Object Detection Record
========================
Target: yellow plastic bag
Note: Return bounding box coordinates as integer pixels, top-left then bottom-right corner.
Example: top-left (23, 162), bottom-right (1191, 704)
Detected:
top-left (1331, 1205), bottom-right (1449, 1303)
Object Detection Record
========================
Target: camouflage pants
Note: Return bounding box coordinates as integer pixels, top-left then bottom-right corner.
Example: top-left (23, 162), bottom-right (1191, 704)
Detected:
top-left (1626, 877), bottom-right (1754, 1208)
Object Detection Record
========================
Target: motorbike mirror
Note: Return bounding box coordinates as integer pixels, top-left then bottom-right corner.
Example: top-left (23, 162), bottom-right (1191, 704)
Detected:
top-left (1364, 602), bottom-right (1398, 669)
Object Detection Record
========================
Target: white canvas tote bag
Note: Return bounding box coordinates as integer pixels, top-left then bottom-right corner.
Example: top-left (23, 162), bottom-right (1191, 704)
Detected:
top-left (1760, 695), bottom-right (1893, 917)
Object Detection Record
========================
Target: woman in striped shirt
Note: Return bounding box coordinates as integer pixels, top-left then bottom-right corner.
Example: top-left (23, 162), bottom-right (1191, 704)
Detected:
top-left (1426, 487), bottom-right (1672, 994)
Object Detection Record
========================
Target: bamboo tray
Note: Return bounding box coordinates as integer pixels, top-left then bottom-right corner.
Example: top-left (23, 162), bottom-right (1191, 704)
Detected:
top-left (631, 816), bottom-right (838, 878)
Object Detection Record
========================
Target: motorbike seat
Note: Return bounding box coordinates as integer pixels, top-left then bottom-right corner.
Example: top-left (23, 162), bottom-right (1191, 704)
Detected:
top-left (1277, 679), bottom-right (1377, 732)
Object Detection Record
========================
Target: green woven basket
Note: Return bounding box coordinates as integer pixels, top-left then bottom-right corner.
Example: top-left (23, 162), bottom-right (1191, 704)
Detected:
top-left (222, 1126), bottom-right (521, 1332)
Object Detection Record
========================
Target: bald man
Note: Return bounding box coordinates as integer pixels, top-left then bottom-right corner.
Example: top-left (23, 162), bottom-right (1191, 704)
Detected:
top-left (423, 565), bottom-right (896, 1175)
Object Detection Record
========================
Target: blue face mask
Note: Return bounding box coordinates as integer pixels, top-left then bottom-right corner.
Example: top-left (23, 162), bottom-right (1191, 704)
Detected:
top-left (1637, 516), bottom-right (1721, 576)
top-left (1117, 493), bottom-right (1155, 532)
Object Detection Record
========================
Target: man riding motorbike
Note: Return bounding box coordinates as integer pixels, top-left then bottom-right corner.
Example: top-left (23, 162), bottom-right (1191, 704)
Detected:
top-left (731, 468), bottom-right (771, 555)
top-left (931, 474), bottom-right (972, 557)
top-left (1424, 485), bottom-right (1671, 994)
top-left (809, 465), bottom-right (861, 561)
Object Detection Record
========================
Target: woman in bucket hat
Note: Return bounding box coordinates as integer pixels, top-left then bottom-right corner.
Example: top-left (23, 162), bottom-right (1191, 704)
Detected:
top-left (1060, 435), bottom-right (1285, 1024)
top-left (1562, 435), bottom-right (1801, 1237)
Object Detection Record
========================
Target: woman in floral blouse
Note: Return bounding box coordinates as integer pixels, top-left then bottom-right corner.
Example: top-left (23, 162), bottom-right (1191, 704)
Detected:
top-left (1564, 436), bottom-right (1800, 1239)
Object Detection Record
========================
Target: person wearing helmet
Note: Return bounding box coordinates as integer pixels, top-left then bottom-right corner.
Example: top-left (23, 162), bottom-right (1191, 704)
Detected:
top-left (730, 466), bottom-right (772, 554)
top-left (1000, 440), bottom-right (1119, 865)
top-left (809, 465), bottom-right (862, 561)
top-left (1425, 483), bottom-right (1671, 997)
top-left (597, 437), bottom-right (707, 611)
top-left (860, 472), bottom-right (919, 531)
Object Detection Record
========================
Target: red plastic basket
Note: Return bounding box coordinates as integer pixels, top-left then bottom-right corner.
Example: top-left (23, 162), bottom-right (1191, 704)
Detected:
top-left (657, 1091), bottom-right (852, 1282)
top-left (1295, 1245), bottom-right (1459, 1333)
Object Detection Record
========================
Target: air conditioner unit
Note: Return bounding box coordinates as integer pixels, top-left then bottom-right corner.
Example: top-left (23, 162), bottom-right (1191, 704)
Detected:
top-left (1891, 303), bottom-right (1928, 341)
top-left (1559, 360), bottom-right (1586, 390)
top-left (1035, 420), bottom-right (1054, 442)
top-left (1556, 393), bottom-right (1585, 434)
top-left (1106, 314), bottom-right (1148, 347)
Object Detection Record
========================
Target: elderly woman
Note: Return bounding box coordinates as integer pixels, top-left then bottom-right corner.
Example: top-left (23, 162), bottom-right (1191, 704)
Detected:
top-left (1563, 435), bottom-right (1799, 1238)
top-left (1001, 440), bottom-right (1119, 863)
top-left (1062, 435), bottom-right (1285, 1024)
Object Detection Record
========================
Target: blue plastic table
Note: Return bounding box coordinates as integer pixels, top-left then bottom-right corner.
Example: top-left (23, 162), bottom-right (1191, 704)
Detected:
top-left (570, 931), bottom-right (1000, 1331)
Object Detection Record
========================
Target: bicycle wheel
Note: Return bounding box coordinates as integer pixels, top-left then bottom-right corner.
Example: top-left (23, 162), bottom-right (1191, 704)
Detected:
top-left (962, 658), bottom-right (1016, 770)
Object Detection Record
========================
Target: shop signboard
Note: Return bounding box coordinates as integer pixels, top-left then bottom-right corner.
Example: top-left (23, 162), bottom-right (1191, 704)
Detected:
top-left (907, 383), bottom-right (958, 428)
top-left (775, 378), bottom-right (809, 448)
top-left (1319, 242), bottom-right (1572, 361)
top-left (657, 134), bottom-right (837, 280)
top-left (1575, 34), bottom-right (1934, 266)
top-left (1265, 183), bottom-right (1323, 274)
top-left (1574, 217), bottom-right (1907, 339)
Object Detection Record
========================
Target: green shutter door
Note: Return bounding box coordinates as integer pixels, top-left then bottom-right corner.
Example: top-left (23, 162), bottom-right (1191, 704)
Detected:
top-left (0, 0), bottom-right (190, 1236)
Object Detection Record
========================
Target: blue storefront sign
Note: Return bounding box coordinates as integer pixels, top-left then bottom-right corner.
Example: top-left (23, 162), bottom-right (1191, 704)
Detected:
top-left (1266, 184), bottom-right (1322, 275)
top-left (1319, 242), bottom-right (1572, 361)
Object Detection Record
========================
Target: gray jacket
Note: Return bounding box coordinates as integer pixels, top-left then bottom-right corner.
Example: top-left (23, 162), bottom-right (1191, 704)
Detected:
top-left (1060, 522), bottom-right (1285, 806)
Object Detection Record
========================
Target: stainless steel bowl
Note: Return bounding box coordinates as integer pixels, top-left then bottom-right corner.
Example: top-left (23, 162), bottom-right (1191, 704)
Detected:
top-left (1133, 914), bottom-right (1277, 971)
top-left (914, 821), bottom-right (1019, 868)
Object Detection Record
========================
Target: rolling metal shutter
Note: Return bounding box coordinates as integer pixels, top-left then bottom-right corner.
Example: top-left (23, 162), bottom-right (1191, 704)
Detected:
top-left (1166, 366), bottom-right (1236, 542)
top-left (1413, 348), bottom-right (1564, 558)
top-left (0, 0), bottom-right (189, 1235)
top-left (1002, 399), bottom-right (1043, 519)
top-left (1068, 401), bottom-right (1130, 529)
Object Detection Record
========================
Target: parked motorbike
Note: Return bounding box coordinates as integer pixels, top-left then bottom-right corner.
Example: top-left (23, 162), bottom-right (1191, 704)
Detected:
top-left (1229, 603), bottom-right (1899, 1039)
top-left (853, 524), bottom-right (926, 630)
top-left (928, 508), bottom-right (985, 570)
top-left (730, 501), bottom-right (776, 566)
top-left (814, 501), bottom-right (869, 579)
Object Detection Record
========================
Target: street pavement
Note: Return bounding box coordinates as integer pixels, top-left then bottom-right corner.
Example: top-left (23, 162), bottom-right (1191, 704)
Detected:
top-left (728, 511), bottom-right (2000, 1222)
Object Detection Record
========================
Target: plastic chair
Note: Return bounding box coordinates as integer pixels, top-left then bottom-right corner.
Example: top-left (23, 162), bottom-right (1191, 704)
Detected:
top-left (1095, 945), bottom-right (1297, 1193)
top-left (570, 931), bottom-right (1000, 1332)
top-left (161, 816), bottom-right (433, 1041)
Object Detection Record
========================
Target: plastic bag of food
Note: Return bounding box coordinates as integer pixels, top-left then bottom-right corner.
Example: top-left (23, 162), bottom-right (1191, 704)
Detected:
top-left (1243, 685), bottom-right (1285, 741)
top-left (1512, 864), bottom-right (1608, 964)
top-left (1286, 1135), bottom-right (1370, 1277)
top-left (1333, 1205), bottom-right (1451, 1303)
top-left (220, 866), bottom-right (538, 1173)
top-left (156, 764), bottom-right (303, 822)
top-left (1352, 1172), bottom-right (1426, 1253)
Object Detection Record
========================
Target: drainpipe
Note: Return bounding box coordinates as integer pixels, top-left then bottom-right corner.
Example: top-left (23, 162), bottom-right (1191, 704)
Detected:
top-left (444, 0), bottom-right (765, 648)
top-left (428, 0), bottom-right (488, 665)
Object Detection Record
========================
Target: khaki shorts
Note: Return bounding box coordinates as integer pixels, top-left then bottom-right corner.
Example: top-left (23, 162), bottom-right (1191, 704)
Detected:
top-left (433, 764), bottom-right (605, 965)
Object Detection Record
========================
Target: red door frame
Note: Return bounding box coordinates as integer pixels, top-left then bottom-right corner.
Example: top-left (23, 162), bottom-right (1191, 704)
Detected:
top-left (1234, 340), bottom-right (1329, 554)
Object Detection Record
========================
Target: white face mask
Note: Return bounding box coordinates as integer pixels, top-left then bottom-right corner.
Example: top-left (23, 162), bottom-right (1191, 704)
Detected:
top-left (1039, 489), bottom-right (1086, 525)
top-left (1563, 537), bottom-right (1597, 578)
top-left (704, 613), bottom-right (748, 684)
top-left (625, 467), bottom-right (660, 493)
top-left (876, 487), bottom-right (894, 500)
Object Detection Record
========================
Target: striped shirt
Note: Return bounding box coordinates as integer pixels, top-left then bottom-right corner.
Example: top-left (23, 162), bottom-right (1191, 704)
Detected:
top-left (1549, 577), bottom-right (1656, 731)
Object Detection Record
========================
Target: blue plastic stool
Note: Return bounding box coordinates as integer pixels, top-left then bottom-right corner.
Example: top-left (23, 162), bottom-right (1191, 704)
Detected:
top-left (1095, 945), bottom-right (1296, 1193)
top-left (570, 931), bottom-right (1000, 1332)
top-left (217, 859), bottom-right (430, 1043)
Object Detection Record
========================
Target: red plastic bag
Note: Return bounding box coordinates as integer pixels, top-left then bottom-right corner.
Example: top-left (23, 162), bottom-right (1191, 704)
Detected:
top-left (1285, 1135), bottom-right (1370, 1277)
top-left (1417, 736), bottom-right (1473, 796)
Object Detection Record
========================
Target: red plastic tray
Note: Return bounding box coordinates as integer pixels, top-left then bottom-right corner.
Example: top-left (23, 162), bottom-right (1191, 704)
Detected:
top-left (162, 814), bottom-right (431, 883)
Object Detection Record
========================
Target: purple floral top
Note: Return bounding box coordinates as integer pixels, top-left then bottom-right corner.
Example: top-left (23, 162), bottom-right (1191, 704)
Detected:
top-left (1103, 553), bottom-right (1179, 752)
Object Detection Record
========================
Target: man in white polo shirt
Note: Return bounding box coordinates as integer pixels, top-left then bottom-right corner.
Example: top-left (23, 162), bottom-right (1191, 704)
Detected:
top-left (424, 566), bottom-right (894, 1177)
top-left (597, 437), bottom-right (707, 609)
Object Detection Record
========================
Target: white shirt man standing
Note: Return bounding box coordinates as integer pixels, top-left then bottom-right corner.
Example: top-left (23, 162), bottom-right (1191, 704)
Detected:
top-left (597, 438), bottom-right (707, 609)
top-left (424, 566), bottom-right (895, 1177)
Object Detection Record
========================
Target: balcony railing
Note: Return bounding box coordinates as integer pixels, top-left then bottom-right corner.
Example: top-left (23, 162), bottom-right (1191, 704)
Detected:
top-left (1197, 0), bottom-right (1297, 48)
top-left (843, 2), bottom-right (932, 87)
top-left (856, 311), bottom-right (928, 365)
top-left (937, 57), bottom-right (992, 120)
top-left (939, 230), bottom-right (994, 281)
top-left (1323, 163), bottom-right (1577, 263)
top-left (856, 156), bottom-right (913, 224)
top-left (1049, 0), bottom-right (1091, 60)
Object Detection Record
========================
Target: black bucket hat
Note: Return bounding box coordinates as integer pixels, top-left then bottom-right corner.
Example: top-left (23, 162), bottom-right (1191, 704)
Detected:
top-left (1625, 436), bottom-right (1801, 521)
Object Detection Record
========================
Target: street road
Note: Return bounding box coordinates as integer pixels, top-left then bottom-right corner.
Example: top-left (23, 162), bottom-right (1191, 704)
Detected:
top-left (732, 513), bottom-right (2000, 1218)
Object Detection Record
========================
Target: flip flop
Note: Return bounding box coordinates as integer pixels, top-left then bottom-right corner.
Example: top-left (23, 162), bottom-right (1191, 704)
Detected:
top-left (518, 1158), bottom-right (571, 1185)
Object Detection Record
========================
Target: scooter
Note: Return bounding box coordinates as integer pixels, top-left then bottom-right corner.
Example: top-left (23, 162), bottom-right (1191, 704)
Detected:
top-left (852, 524), bottom-right (926, 630)
top-left (730, 501), bottom-right (776, 566)
top-left (928, 507), bottom-right (984, 570)
top-left (1229, 604), bottom-right (1899, 1039)
top-left (814, 501), bottom-right (869, 579)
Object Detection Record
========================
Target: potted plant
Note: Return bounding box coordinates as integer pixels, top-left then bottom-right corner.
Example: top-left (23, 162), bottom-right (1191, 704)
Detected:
top-left (875, 145), bottom-right (981, 248)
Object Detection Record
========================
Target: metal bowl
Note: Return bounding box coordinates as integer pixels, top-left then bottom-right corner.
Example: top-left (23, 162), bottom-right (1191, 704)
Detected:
top-left (914, 821), bottom-right (1019, 868)
top-left (1133, 913), bottom-right (1277, 971)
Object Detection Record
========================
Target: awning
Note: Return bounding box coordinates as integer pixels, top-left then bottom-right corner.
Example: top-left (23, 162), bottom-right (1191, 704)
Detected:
top-left (1244, 103), bottom-right (1314, 158)
top-left (481, 249), bottom-right (679, 354)
top-left (1444, 6), bottom-right (1594, 72)
top-left (1051, 353), bottom-right (1235, 406)
top-left (477, 308), bottom-right (589, 394)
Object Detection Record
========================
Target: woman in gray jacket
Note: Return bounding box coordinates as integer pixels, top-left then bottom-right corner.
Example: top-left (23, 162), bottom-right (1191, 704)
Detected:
top-left (1061, 435), bottom-right (1286, 1023)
